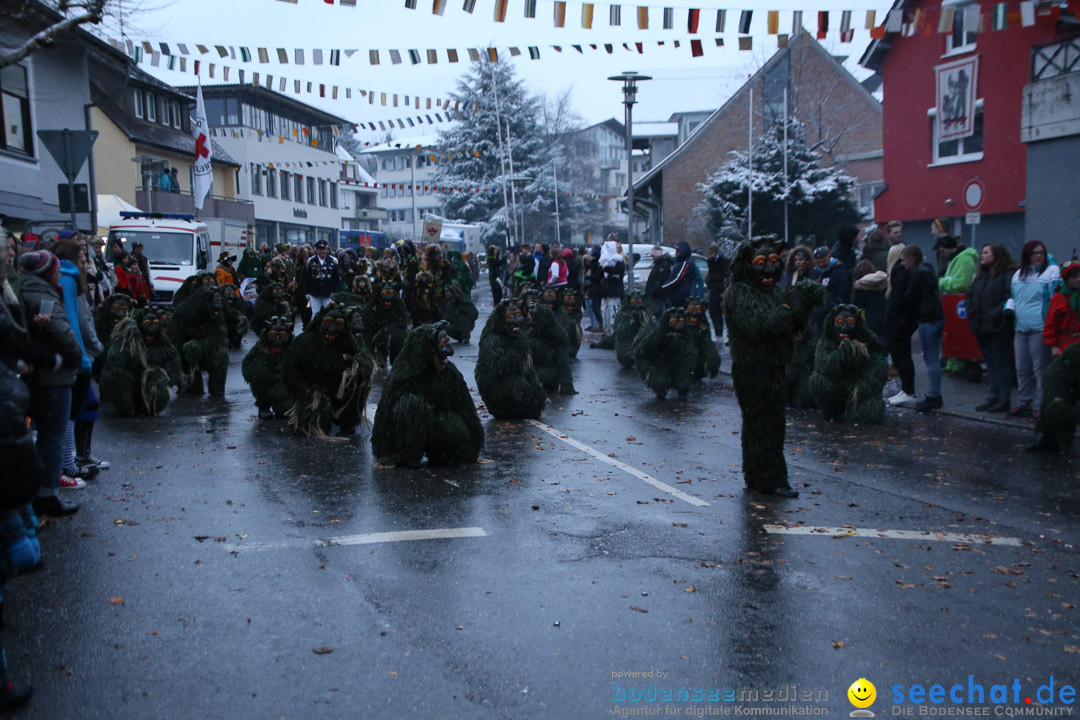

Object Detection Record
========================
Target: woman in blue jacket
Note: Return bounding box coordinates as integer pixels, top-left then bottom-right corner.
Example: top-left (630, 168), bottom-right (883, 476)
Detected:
top-left (1005, 240), bottom-right (1061, 419)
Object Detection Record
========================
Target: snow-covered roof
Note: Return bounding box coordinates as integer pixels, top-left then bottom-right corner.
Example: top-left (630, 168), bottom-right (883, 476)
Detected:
top-left (358, 135), bottom-right (442, 154)
top-left (633, 122), bottom-right (678, 138)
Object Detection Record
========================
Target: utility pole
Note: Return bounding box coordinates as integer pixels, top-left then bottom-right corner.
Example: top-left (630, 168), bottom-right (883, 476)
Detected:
top-left (607, 72), bottom-right (651, 290)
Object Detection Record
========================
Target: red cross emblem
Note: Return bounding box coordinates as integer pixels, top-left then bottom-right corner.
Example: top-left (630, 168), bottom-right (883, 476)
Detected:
top-left (195, 133), bottom-right (210, 160)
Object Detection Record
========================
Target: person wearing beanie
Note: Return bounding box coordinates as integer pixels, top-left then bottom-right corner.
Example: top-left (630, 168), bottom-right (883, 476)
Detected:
top-left (18, 251), bottom-right (83, 517)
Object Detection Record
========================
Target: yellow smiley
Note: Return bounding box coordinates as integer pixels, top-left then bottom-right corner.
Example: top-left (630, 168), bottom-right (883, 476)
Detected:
top-left (848, 678), bottom-right (876, 709)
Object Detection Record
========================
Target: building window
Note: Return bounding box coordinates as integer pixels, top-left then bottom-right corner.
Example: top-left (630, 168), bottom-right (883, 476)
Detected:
top-left (280, 171), bottom-right (291, 200)
top-left (160, 97), bottom-right (169, 126)
top-left (329, 182), bottom-right (338, 209)
top-left (944, 1), bottom-right (978, 56)
top-left (133, 88), bottom-right (144, 119)
top-left (929, 100), bottom-right (984, 165)
top-left (306, 177), bottom-right (316, 205)
top-left (266, 168), bottom-right (277, 198)
top-left (380, 186), bottom-right (388, 198)
top-left (170, 100), bottom-right (182, 129)
top-left (145, 92), bottom-right (156, 122)
top-left (250, 164), bottom-right (262, 195)
top-left (294, 174), bottom-right (304, 203)
top-left (318, 179), bottom-right (328, 207)
top-left (856, 182), bottom-right (886, 220)
top-left (381, 158), bottom-right (391, 171)
top-left (0, 64), bottom-right (33, 155)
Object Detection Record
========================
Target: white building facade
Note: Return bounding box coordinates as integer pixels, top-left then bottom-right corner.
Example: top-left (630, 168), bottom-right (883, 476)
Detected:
top-left (359, 136), bottom-right (442, 244)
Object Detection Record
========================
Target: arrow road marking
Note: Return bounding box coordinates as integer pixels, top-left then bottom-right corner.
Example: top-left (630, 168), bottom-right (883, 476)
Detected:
top-left (527, 419), bottom-right (710, 507)
top-left (763, 525), bottom-right (1022, 546)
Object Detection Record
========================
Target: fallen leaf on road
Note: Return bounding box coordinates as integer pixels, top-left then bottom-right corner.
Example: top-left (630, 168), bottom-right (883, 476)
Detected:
top-left (1065, 646), bottom-right (1079, 654)
top-left (109, 596), bottom-right (124, 605)
top-left (685, 586), bottom-right (696, 593)
top-left (672, 522), bottom-right (688, 528)
top-left (630, 606), bottom-right (648, 614)
top-left (895, 582), bottom-right (918, 589)
top-left (456, 625), bottom-right (465, 630)
top-left (832, 641), bottom-right (845, 649)
top-left (312, 647), bottom-right (333, 655)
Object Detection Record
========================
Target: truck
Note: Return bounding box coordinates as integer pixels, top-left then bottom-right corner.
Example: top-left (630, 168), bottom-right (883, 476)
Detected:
top-left (106, 212), bottom-right (249, 304)
top-left (439, 222), bottom-right (483, 256)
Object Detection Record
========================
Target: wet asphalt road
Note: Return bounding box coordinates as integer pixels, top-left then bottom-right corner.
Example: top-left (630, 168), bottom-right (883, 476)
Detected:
top-left (7, 290), bottom-right (1079, 720)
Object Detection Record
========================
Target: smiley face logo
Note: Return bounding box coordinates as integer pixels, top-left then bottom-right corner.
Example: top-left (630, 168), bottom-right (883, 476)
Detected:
top-left (848, 678), bottom-right (876, 709)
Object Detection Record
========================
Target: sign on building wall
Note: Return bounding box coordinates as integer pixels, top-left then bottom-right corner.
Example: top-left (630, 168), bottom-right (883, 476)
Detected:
top-left (935, 56), bottom-right (979, 141)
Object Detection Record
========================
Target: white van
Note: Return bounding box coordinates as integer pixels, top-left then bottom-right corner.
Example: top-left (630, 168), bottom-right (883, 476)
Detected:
top-left (107, 212), bottom-right (211, 305)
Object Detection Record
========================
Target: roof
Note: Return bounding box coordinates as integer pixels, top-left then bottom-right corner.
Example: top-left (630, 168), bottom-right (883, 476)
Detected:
top-left (576, 118), bottom-right (626, 137)
top-left (358, 135), bottom-right (442, 154)
top-left (634, 31), bottom-right (883, 193)
top-left (858, 0), bottom-right (911, 72)
top-left (633, 121), bottom-right (678, 138)
top-left (175, 83), bottom-right (352, 127)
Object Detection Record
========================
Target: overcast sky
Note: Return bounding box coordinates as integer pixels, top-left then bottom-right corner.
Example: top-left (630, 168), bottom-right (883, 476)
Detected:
top-left (115, 0), bottom-right (893, 143)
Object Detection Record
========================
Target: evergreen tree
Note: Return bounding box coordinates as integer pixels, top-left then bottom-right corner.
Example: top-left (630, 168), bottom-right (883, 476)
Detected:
top-left (695, 118), bottom-right (861, 251)
top-left (435, 57), bottom-right (598, 248)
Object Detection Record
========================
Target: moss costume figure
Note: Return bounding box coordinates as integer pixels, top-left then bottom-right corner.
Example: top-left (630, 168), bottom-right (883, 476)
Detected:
top-left (408, 269), bottom-right (442, 327)
top-left (808, 304), bottom-right (888, 423)
top-left (683, 296), bottom-right (721, 381)
top-left (558, 287), bottom-right (584, 359)
top-left (632, 308), bottom-right (698, 400)
top-left (590, 291), bottom-right (653, 369)
top-left (1029, 342), bottom-right (1080, 452)
top-left (94, 293), bottom-right (135, 350)
top-left (282, 303), bottom-right (373, 438)
top-left (443, 282), bottom-right (479, 344)
top-left (172, 272), bottom-right (217, 306)
top-left (523, 290), bottom-right (577, 395)
top-left (361, 283), bottom-right (409, 370)
top-left (475, 300), bottom-right (547, 420)
top-left (100, 314), bottom-right (179, 416)
top-left (242, 315), bottom-right (294, 419)
top-left (157, 306), bottom-right (175, 336)
top-left (252, 282), bottom-right (292, 336)
top-left (219, 283), bottom-right (251, 349)
top-left (371, 323), bottom-right (484, 467)
top-left (725, 239), bottom-right (824, 497)
top-left (138, 307), bottom-right (182, 387)
top-left (332, 274), bottom-right (373, 309)
top-left (168, 286), bottom-right (230, 397)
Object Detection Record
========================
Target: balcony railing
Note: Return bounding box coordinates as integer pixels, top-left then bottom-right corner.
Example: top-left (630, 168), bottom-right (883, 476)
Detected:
top-left (1031, 35), bottom-right (1080, 82)
top-left (134, 189), bottom-right (256, 223)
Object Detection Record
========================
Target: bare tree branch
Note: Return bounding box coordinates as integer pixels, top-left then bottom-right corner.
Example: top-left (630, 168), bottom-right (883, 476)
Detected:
top-left (1, 0), bottom-right (106, 70)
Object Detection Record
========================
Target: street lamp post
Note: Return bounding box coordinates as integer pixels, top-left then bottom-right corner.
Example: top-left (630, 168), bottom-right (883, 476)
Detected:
top-left (608, 71), bottom-right (650, 290)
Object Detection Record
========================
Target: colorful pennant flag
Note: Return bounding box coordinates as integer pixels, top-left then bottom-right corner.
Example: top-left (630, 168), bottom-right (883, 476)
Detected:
top-left (582, 3), bottom-right (594, 28)
top-left (792, 10), bottom-right (803, 34)
top-left (690, 38), bottom-right (703, 57)
top-left (817, 11), bottom-right (828, 38)
top-left (840, 10), bottom-right (853, 41)
top-left (715, 9), bottom-right (726, 32)
top-left (462, 0), bottom-right (476, 13)
top-left (524, 0), bottom-right (536, 18)
top-left (433, 0), bottom-right (446, 15)
top-left (554, 1), bottom-right (566, 27)
top-left (767, 10), bottom-right (778, 34)
top-left (938, 7), bottom-right (955, 32)
top-left (610, 5), bottom-right (621, 25)
top-left (687, 8), bottom-right (699, 33)
top-left (992, 3), bottom-right (1007, 30)
top-left (663, 7), bottom-right (673, 29)
top-left (493, 0), bottom-right (507, 22)
top-left (1020, 1), bottom-right (1035, 27)
top-left (638, 6), bottom-right (649, 29)
top-left (738, 10), bottom-right (752, 34)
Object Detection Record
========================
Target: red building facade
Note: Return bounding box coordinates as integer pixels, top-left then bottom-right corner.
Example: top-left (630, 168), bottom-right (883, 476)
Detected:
top-left (861, 0), bottom-right (1066, 253)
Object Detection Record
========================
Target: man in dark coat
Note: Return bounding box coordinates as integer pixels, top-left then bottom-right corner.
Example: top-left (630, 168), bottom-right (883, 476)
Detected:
top-left (809, 246), bottom-right (852, 335)
top-left (705, 244), bottom-right (729, 341)
top-left (305, 239), bottom-right (341, 317)
top-left (659, 241), bottom-right (701, 310)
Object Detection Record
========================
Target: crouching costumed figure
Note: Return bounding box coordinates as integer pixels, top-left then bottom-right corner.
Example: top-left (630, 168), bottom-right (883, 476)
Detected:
top-left (475, 299), bottom-right (547, 420)
top-left (808, 304), bottom-right (887, 423)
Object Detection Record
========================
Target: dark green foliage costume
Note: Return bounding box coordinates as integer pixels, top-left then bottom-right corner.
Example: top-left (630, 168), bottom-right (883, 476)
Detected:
top-left (1030, 342), bottom-right (1080, 452)
top-left (157, 306), bottom-right (174, 336)
top-left (559, 287), bottom-right (584, 359)
top-left (172, 272), bottom-right (217, 306)
top-left (95, 293), bottom-right (135, 349)
top-left (371, 323), bottom-right (484, 467)
top-left (590, 291), bottom-right (653, 369)
top-left (725, 239), bottom-right (824, 497)
top-left (443, 283), bottom-right (479, 344)
top-left (242, 315), bottom-right (294, 419)
top-left (169, 286), bottom-right (230, 396)
top-left (475, 300), bottom-right (546, 420)
top-left (408, 270), bottom-right (442, 327)
top-left (361, 283), bottom-right (409, 370)
top-left (786, 330), bottom-right (817, 409)
top-left (220, 284), bottom-right (251, 349)
top-left (252, 282), bottom-right (292, 336)
top-left (100, 314), bottom-right (178, 416)
top-left (138, 307), bottom-right (182, 387)
top-left (282, 303), bottom-right (373, 438)
top-left (523, 290), bottom-right (576, 395)
top-left (683, 296), bottom-right (721, 381)
top-left (808, 305), bottom-right (887, 423)
top-left (633, 308), bottom-right (698, 400)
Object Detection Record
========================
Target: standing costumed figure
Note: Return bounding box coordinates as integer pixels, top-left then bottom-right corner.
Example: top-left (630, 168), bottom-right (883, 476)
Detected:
top-left (1029, 342), bottom-right (1080, 452)
top-left (559, 287), bottom-right (584, 358)
top-left (169, 286), bottom-right (230, 396)
top-left (362, 283), bottom-right (409, 370)
top-left (683, 296), bottom-right (721, 380)
top-left (408, 270), bottom-right (442, 327)
top-left (100, 316), bottom-right (178, 415)
top-left (242, 315), bottom-right (294, 419)
top-left (332, 274), bottom-right (374, 309)
top-left (443, 282), bottom-right (480, 344)
top-left (172, 272), bottom-right (217, 306)
top-left (138, 307), bottom-right (182, 388)
top-left (371, 322), bottom-right (484, 467)
top-left (252, 282), bottom-right (292, 336)
top-left (725, 239), bottom-right (824, 497)
top-left (219, 283), bottom-right (251, 349)
top-left (282, 303), bottom-right (373, 438)
top-left (157, 306), bottom-right (175, 336)
top-left (590, 290), bottom-right (653, 369)
top-left (632, 308), bottom-right (698, 400)
top-left (523, 290), bottom-right (577, 395)
top-left (475, 300), bottom-right (547, 420)
top-left (808, 304), bottom-right (888, 423)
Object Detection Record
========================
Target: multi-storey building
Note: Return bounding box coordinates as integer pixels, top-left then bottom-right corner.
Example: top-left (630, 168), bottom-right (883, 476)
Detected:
top-left (359, 136), bottom-right (442, 243)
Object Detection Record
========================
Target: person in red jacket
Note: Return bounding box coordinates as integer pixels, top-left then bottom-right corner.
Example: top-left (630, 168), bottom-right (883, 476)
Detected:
top-left (1044, 260), bottom-right (1080, 358)
top-left (113, 254), bottom-right (151, 307)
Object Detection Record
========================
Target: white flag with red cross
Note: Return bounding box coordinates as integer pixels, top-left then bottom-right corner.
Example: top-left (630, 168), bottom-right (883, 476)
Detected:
top-left (192, 82), bottom-right (213, 211)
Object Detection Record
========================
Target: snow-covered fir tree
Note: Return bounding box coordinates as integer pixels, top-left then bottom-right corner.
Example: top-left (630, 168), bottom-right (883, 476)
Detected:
top-left (695, 117), bottom-right (861, 251)
top-left (434, 57), bottom-right (599, 248)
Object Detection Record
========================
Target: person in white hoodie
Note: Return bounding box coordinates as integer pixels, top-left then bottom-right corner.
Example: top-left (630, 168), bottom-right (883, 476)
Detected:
top-left (1004, 240), bottom-right (1061, 419)
top-left (598, 234), bottom-right (625, 335)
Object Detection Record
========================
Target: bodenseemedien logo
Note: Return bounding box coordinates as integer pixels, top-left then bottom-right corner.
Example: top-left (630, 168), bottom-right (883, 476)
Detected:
top-left (848, 678), bottom-right (877, 717)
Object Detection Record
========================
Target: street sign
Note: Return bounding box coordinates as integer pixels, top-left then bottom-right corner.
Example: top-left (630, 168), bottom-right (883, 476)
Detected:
top-left (37, 129), bottom-right (98, 181)
top-left (57, 184), bottom-right (89, 214)
top-left (963, 179), bottom-right (984, 211)
top-left (965, 212), bottom-right (981, 225)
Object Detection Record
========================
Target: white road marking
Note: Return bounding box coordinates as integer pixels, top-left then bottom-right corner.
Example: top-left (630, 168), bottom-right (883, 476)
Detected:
top-left (527, 419), bottom-right (710, 507)
top-left (316, 527), bottom-right (488, 547)
top-left (763, 525), bottom-right (1023, 546)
